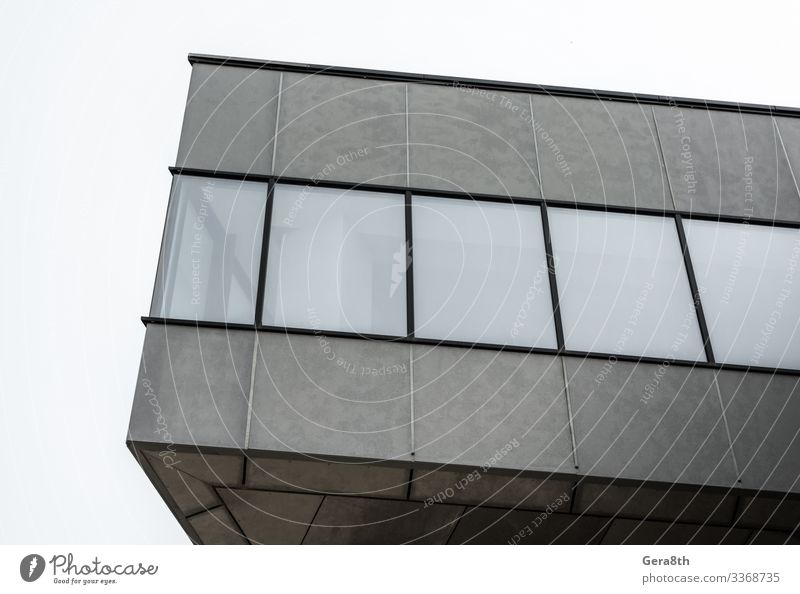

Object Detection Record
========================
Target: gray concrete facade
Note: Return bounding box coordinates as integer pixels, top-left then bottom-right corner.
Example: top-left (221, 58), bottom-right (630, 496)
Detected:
top-left (129, 56), bottom-right (800, 544)
top-left (129, 326), bottom-right (800, 544)
top-left (174, 59), bottom-right (800, 223)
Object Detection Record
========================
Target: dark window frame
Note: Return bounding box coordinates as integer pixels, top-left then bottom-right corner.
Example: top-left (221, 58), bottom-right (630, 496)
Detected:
top-left (142, 166), bottom-right (800, 377)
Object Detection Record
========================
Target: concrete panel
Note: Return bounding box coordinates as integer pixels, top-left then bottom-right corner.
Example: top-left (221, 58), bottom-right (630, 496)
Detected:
top-left (735, 495), bottom-right (800, 532)
top-left (249, 333), bottom-right (412, 461)
top-left (410, 468), bottom-right (572, 511)
top-left (147, 459), bottom-right (220, 516)
top-left (655, 107), bottom-right (800, 220)
top-left (533, 97), bottom-right (670, 208)
top-left (188, 506), bottom-right (248, 545)
top-left (566, 358), bottom-right (738, 487)
top-left (412, 347), bottom-right (573, 473)
top-left (219, 489), bottom-right (322, 545)
top-left (601, 518), bottom-right (750, 544)
top-left (245, 456), bottom-right (408, 499)
top-left (408, 84), bottom-right (539, 197)
top-left (449, 507), bottom-right (607, 544)
top-left (303, 496), bottom-right (463, 544)
top-left (749, 530), bottom-right (800, 545)
top-left (775, 117), bottom-right (800, 204)
top-left (274, 73), bottom-right (406, 186)
top-left (127, 325), bottom-right (252, 449)
top-left (717, 371), bottom-right (800, 493)
top-left (177, 64), bottom-right (280, 174)
top-left (574, 481), bottom-right (736, 525)
top-left (144, 449), bottom-right (243, 486)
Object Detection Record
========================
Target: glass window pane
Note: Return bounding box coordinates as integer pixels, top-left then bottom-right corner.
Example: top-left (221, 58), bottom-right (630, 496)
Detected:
top-left (549, 208), bottom-right (705, 360)
top-left (412, 197), bottom-right (557, 347)
top-left (152, 175), bottom-right (267, 324)
top-left (264, 185), bottom-right (406, 336)
top-left (685, 219), bottom-right (800, 368)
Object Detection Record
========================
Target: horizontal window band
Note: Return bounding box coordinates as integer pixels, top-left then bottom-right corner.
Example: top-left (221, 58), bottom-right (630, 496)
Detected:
top-left (187, 53), bottom-right (800, 118)
top-left (167, 167), bottom-right (800, 230)
top-left (140, 316), bottom-right (800, 377)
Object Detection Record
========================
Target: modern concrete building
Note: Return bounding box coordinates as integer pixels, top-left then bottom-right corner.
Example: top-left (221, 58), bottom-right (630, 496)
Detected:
top-left (127, 53), bottom-right (800, 544)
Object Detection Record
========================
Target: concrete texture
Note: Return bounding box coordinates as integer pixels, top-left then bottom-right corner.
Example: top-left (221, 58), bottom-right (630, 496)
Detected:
top-left (408, 83), bottom-right (539, 197)
top-left (775, 117), bottom-right (800, 205)
top-left (245, 456), bottom-right (409, 499)
top-left (735, 495), bottom-right (800, 532)
top-left (177, 64), bottom-right (280, 174)
top-left (716, 370), bottom-right (800, 493)
top-left (303, 496), bottom-right (463, 544)
top-left (130, 445), bottom-right (800, 544)
top-left (127, 325), bottom-right (253, 449)
top-left (449, 507), bottom-right (608, 544)
top-left (219, 488), bottom-right (322, 544)
top-left (601, 518), bottom-right (750, 544)
top-left (654, 106), bottom-right (800, 220)
top-left (146, 456), bottom-right (221, 516)
top-left (574, 481), bottom-right (737, 525)
top-left (565, 358), bottom-right (738, 487)
top-left (749, 530), bottom-right (800, 545)
top-left (274, 73), bottom-right (407, 186)
top-left (412, 346), bottom-right (573, 473)
top-left (144, 448), bottom-right (243, 486)
top-left (533, 97), bottom-right (670, 208)
top-left (249, 333), bottom-right (412, 461)
top-left (188, 506), bottom-right (248, 545)
top-left (410, 468), bottom-right (573, 511)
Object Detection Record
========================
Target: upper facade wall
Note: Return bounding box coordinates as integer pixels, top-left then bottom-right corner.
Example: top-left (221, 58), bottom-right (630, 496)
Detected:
top-left (176, 61), bottom-right (800, 222)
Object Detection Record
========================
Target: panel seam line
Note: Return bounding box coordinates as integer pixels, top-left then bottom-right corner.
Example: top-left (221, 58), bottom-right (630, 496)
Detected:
top-left (652, 104), bottom-right (679, 212)
top-left (244, 333), bottom-right (258, 450)
top-left (561, 357), bottom-right (579, 469)
top-left (271, 72), bottom-right (283, 175)
top-left (774, 117), bottom-right (800, 202)
top-left (530, 95), bottom-right (544, 199)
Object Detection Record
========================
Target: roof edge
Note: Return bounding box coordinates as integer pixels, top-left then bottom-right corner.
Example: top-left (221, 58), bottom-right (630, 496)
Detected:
top-left (187, 52), bottom-right (800, 117)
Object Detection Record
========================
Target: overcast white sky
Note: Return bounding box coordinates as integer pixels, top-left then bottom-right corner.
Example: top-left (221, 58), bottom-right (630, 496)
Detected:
top-left (1, 0), bottom-right (798, 545)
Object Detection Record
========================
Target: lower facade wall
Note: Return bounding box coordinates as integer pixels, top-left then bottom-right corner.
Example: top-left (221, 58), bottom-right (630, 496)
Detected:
top-left (128, 324), bottom-right (800, 496)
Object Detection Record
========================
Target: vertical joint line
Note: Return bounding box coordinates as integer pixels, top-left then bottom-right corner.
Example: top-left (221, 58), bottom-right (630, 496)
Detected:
top-left (301, 496), bottom-right (326, 545)
top-left (409, 343), bottom-right (415, 456)
top-left (405, 469), bottom-right (414, 500)
top-left (713, 372), bottom-right (741, 480)
top-left (774, 117), bottom-right (800, 201)
top-left (674, 213), bottom-right (715, 363)
top-left (540, 203), bottom-right (565, 351)
top-left (652, 104), bottom-right (679, 212)
top-left (530, 95), bottom-right (544, 198)
top-left (561, 357), bottom-right (579, 469)
top-left (255, 180), bottom-right (276, 326)
top-left (244, 333), bottom-right (258, 450)
top-left (271, 72), bottom-right (283, 175)
top-left (405, 191), bottom-right (415, 338)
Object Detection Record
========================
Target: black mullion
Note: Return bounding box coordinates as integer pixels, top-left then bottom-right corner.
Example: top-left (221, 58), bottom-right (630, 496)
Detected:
top-left (405, 191), bottom-right (415, 338)
top-left (674, 213), bottom-right (715, 363)
top-left (540, 202), bottom-right (566, 351)
top-left (254, 179), bottom-right (276, 327)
